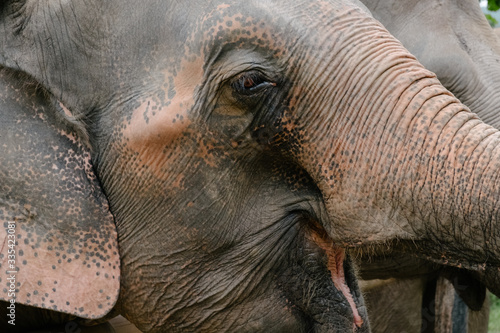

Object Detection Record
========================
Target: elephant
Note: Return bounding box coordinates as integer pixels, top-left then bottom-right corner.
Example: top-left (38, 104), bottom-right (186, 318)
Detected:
top-left (361, 0), bottom-right (500, 128)
top-left (357, 0), bottom-right (500, 331)
top-left (3, 0), bottom-right (500, 332)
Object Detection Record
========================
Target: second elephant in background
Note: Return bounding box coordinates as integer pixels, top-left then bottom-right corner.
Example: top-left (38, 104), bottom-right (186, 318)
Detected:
top-left (358, 0), bottom-right (500, 332)
top-left (363, 0), bottom-right (500, 127)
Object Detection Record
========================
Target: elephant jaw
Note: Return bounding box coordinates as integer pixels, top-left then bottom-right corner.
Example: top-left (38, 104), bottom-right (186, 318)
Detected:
top-left (310, 226), bottom-right (364, 329)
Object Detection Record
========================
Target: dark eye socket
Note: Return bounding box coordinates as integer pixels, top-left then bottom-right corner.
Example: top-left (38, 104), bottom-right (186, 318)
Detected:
top-left (232, 71), bottom-right (276, 95)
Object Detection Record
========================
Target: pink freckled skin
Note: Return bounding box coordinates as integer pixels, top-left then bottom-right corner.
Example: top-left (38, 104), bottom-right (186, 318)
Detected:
top-left (125, 99), bottom-right (191, 152)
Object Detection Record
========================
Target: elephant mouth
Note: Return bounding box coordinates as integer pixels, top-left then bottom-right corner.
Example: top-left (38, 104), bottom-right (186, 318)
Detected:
top-left (309, 223), bottom-right (364, 329)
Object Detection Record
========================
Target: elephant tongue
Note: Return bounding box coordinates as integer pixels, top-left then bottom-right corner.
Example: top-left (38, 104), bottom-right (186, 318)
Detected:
top-left (329, 248), bottom-right (363, 329)
top-left (311, 230), bottom-right (363, 329)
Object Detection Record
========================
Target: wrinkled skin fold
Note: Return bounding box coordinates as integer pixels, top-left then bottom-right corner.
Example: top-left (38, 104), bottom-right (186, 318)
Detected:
top-left (362, 0), bottom-right (500, 128)
top-left (356, 0), bottom-right (500, 330)
top-left (1, 0), bottom-right (500, 332)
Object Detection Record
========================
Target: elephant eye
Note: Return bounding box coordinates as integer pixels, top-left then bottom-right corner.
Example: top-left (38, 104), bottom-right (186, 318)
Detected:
top-left (232, 71), bottom-right (276, 95)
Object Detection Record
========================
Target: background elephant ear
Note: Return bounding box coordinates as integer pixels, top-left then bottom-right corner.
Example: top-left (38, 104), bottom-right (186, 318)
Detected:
top-left (0, 68), bottom-right (120, 319)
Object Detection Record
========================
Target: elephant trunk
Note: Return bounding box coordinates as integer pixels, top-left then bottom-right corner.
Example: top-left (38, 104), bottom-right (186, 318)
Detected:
top-left (326, 78), bottom-right (500, 266)
top-left (284, 16), bottom-right (500, 274)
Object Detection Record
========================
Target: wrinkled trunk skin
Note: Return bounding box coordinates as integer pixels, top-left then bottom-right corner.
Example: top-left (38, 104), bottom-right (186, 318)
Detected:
top-left (289, 23), bottom-right (500, 268)
top-left (361, 0), bottom-right (500, 128)
top-left (2, 0), bottom-right (500, 331)
top-left (350, 1), bottom-right (500, 329)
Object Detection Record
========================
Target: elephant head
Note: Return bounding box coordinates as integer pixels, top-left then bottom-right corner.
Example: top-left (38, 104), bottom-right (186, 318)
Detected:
top-left (2, 0), bottom-right (500, 332)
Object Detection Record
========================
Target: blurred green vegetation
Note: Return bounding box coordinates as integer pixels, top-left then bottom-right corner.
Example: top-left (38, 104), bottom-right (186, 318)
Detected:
top-left (487, 0), bottom-right (500, 11)
top-left (489, 293), bottom-right (500, 332)
top-left (485, 0), bottom-right (500, 26)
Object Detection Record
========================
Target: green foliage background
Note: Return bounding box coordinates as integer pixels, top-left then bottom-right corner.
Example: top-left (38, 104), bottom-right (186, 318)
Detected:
top-left (487, 0), bottom-right (500, 11)
top-left (490, 293), bottom-right (500, 332)
top-left (486, 0), bottom-right (500, 26)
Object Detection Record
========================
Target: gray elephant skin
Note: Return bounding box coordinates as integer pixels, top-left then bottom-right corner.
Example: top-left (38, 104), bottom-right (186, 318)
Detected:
top-left (2, 0), bottom-right (500, 332)
top-left (358, 0), bottom-right (500, 331)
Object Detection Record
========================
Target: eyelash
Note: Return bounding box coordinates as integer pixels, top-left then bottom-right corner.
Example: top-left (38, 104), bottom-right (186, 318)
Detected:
top-left (232, 71), bottom-right (276, 95)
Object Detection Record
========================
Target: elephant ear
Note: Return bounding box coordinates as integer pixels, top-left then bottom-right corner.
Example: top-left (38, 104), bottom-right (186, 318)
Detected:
top-left (0, 69), bottom-right (120, 319)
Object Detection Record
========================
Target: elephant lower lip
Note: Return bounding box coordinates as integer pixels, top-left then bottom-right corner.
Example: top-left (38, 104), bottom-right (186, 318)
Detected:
top-left (310, 229), bottom-right (364, 329)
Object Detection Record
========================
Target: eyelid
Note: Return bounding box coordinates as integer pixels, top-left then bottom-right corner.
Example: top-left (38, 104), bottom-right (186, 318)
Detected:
top-left (232, 70), bottom-right (276, 95)
top-left (249, 81), bottom-right (276, 91)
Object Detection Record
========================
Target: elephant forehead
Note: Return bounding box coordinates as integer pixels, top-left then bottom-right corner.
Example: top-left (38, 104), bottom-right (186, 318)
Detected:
top-left (196, 9), bottom-right (284, 55)
top-left (179, 0), bottom-right (357, 66)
